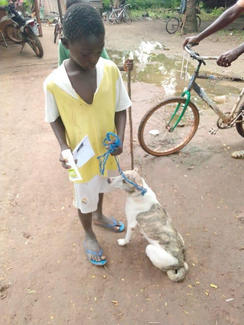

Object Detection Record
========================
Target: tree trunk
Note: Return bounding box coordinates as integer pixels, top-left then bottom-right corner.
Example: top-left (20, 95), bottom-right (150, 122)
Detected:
top-left (182, 0), bottom-right (197, 34)
top-left (113, 0), bottom-right (120, 8)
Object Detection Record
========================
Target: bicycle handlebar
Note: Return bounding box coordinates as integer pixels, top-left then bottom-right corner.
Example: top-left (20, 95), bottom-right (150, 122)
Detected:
top-left (184, 45), bottom-right (218, 61)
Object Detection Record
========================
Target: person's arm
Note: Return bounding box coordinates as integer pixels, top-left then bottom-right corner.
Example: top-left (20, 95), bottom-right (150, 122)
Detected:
top-left (50, 117), bottom-right (70, 168)
top-left (50, 117), bottom-right (69, 151)
top-left (112, 109), bottom-right (127, 155)
top-left (217, 42), bottom-right (244, 66)
top-left (183, 3), bottom-right (244, 47)
top-left (110, 64), bottom-right (132, 156)
top-left (44, 80), bottom-right (70, 168)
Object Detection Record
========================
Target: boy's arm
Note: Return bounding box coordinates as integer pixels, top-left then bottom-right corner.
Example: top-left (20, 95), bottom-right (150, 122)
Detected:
top-left (112, 109), bottom-right (127, 155)
top-left (44, 81), bottom-right (69, 168)
top-left (183, 3), bottom-right (244, 47)
top-left (111, 64), bottom-right (132, 156)
top-left (50, 117), bottom-right (70, 169)
top-left (50, 117), bottom-right (69, 151)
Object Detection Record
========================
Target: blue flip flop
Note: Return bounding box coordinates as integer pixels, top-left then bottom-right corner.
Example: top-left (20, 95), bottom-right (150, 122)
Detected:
top-left (94, 217), bottom-right (125, 233)
top-left (84, 246), bottom-right (107, 266)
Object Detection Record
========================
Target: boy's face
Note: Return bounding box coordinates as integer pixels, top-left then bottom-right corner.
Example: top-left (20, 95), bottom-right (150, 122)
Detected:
top-left (65, 34), bottom-right (105, 71)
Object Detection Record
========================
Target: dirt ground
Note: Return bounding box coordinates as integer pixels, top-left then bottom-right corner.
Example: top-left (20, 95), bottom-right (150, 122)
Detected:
top-left (1, 19), bottom-right (244, 325)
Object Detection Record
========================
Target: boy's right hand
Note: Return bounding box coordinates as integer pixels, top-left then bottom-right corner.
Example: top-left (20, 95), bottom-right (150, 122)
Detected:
top-left (59, 152), bottom-right (71, 169)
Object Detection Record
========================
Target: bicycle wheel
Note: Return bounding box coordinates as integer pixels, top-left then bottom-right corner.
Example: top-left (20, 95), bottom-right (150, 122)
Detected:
top-left (236, 106), bottom-right (244, 137)
top-left (196, 15), bottom-right (201, 29)
top-left (27, 34), bottom-right (44, 58)
top-left (138, 97), bottom-right (200, 156)
top-left (166, 17), bottom-right (180, 34)
top-left (122, 10), bottom-right (132, 24)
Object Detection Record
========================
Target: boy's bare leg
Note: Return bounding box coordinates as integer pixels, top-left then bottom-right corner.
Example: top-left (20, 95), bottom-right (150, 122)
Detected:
top-left (78, 210), bottom-right (106, 262)
top-left (93, 193), bottom-right (121, 231)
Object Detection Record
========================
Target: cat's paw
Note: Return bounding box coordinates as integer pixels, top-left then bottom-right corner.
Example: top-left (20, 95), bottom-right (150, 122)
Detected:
top-left (117, 238), bottom-right (127, 246)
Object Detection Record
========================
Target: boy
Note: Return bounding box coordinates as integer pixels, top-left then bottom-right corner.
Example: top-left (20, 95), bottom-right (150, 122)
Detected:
top-left (44, 3), bottom-right (131, 265)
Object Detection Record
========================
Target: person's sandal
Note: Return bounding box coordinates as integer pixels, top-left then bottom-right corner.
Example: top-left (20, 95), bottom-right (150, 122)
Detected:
top-left (83, 244), bottom-right (107, 266)
top-left (231, 150), bottom-right (244, 159)
top-left (94, 217), bottom-right (125, 233)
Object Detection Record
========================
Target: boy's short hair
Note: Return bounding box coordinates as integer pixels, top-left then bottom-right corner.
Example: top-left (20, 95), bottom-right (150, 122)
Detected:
top-left (63, 3), bottom-right (105, 42)
top-left (66, 0), bottom-right (82, 10)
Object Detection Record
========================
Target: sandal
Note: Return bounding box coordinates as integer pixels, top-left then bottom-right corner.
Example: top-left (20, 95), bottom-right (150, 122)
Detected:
top-left (84, 245), bottom-right (107, 266)
top-left (94, 217), bottom-right (125, 233)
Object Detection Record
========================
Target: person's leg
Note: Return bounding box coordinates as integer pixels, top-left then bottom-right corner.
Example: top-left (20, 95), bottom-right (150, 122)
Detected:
top-left (232, 105), bottom-right (244, 158)
top-left (92, 193), bottom-right (123, 232)
top-left (78, 209), bottom-right (106, 262)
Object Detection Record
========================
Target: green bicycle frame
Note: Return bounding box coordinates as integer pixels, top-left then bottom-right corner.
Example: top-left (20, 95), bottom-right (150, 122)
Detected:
top-left (167, 58), bottom-right (204, 132)
top-left (167, 90), bottom-right (191, 132)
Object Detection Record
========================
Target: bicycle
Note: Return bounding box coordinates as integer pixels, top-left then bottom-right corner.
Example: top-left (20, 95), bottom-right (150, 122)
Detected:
top-left (106, 4), bottom-right (131, 24)
top-left (166, 9), bottom-right (201, 34)
top-left (138, 45), bottom-right (244, 157)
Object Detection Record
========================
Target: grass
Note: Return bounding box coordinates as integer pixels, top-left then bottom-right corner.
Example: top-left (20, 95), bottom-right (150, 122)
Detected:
top-left (129, 7), bottom-right (227, 21)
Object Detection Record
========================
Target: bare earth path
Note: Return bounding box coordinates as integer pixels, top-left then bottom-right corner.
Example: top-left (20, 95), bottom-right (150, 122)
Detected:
top-left (0, 20), bottom-right (244, 325)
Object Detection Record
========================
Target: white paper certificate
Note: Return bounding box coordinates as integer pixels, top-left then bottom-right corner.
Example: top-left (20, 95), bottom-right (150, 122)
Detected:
top-left (73, 135), bottom-right (95, 168)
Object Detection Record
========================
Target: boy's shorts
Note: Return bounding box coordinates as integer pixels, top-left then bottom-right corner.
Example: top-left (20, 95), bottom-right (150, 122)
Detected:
top-left (73, 174), bottom-right (113, 213)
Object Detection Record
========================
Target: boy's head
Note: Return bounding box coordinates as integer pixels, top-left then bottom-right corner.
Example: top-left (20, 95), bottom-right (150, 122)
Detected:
top-left (62, 3), bottom-right (105, 71)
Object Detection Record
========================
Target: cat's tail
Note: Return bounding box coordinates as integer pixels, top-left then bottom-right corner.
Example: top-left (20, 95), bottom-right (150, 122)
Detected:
top-left (167, 262), bottom-right (188, 282)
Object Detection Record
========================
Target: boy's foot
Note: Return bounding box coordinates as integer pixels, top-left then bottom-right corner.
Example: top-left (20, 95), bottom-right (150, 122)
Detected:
top-left (93, 214), bottom-right (125, 233)
top-left (231, 150), bottom-right (244, 159)
top-left (84, 235), bottom-right (107, 266)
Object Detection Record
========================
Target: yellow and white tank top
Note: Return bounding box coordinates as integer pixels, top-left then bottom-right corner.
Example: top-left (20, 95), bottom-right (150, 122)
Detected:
top-left (44, 58), bottom-right (131, 183)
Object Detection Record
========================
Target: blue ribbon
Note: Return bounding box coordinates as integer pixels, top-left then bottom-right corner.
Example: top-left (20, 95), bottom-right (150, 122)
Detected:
top-left (97, 132), bottom-right (147, 196)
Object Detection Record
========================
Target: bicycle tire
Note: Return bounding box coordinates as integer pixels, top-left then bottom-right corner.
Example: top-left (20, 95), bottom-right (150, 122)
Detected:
top-left (27, 33), bottom-right (43, 58)
top-left (4, 23), bottom-right (23, 43)
top-left (138, 97), bottom-right (200, 156)
top-left (166, 17), bottom-right (180, 34)
top-left (196, 15), bottom-right (201, 29)
top-left (235, 106), bottom-right (244, 137)
top-left (122, 10), bottom-right (132, 24)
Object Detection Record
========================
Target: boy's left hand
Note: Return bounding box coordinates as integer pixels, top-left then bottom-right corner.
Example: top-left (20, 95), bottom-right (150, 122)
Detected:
top-left (123, 59), bottom-right (133, 72)
top-left (111, 144), bottom-right (123, 156)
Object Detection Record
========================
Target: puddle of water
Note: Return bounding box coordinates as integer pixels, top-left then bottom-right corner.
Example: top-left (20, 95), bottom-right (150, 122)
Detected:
top-left (109, 41), bottom-right (242, 109)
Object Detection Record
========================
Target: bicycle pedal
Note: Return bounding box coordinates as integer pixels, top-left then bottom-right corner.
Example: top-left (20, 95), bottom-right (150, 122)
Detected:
top-left (208, 128), bottom-right (218, 135)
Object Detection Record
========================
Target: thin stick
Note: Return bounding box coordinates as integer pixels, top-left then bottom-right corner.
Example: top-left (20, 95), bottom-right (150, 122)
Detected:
top-left (127, 62), bottom-right (134, 169)
top-left (119, 60), bottom-right (134, 170)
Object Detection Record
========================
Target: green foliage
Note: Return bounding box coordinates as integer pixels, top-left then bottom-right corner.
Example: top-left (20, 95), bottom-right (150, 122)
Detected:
top-left (103, 0), bottom-right (181, 10)
top-left (102, 0), bottom-right (229, 18)
top-left (206, 6), bottom-right (225, 17)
